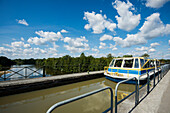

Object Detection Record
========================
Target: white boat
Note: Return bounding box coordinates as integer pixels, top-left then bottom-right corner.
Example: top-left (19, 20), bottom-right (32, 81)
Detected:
top-left (104, 57), bottom-right (161, 84)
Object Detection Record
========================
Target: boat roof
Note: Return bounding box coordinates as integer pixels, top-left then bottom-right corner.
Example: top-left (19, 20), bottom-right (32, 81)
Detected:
top-left (112, 57), bottom-right (158, 60)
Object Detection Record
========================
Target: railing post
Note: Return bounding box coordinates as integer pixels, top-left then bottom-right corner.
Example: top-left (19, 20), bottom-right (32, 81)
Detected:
top-left (158, 69), bottom-right (159, 83)
top-left (147, 71), bottom-right (150, 94)
top-left (135, 78), bottom-right (139, 106)
top-left (25, 67), bottom-right (27, 78)
top-left (43, 66), bottom-right (46, 77)
top-left (4, 71), bottom-right (6, 81)
top-left (115, 95), bottom-right (117, 113)
top-left (153, 71), bottom-right (155, 87)
top-left (160, 67), bottom-right (162, 80)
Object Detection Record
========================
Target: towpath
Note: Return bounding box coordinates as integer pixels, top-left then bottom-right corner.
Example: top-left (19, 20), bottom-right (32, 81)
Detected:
top-left (132, 70), bottom-right (170, 113)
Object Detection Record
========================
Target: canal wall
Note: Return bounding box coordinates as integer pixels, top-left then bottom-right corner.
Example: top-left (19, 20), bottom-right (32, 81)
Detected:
top-left (0, 71), bottom-right (104, 97)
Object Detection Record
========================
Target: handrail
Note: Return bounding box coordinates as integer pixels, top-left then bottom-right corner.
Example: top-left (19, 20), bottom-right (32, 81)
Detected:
top-left (115, 64), bottom-right (170, 113)
top-left (115, 77), bottom-right (139, 113)
top-left (46, 87), bottom-right (113, 113)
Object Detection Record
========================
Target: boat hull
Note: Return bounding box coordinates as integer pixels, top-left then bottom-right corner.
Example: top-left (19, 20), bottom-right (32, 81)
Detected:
top-left (104, 70), bottom-right (161, 85)
top-left (105, 76), bottom-right (146, 84)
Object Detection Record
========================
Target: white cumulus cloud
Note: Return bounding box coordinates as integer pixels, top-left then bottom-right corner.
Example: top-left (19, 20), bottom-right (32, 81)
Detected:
top-left (100, 34), bottom-right (114, 41)
top-left (148, 48), bottom-right (156, 53)
top-left (145, 0), bottom-right (170, 8)
top-left (16, 19), bottom-right (29, 26)
top-left (21, 37), bottom-right (24, 41)
top-left (92, 47), bottom-right (99, 53)
top-left (113, 13), bottom-right (170, 48)
top-left (63, 36), bottom-right (90, 53)
top-left (150, 42), bottom-right (160, 48)
top-left (112, 0), bottom-right (141, 31)
top-left (83, 11), bottom-right (116, 34)
top-left (135, 46), bottom-right (149, 51)
top-left (99, 42), bottom-right (107, 49)
top-left (139, 13), bottom-right (170, 39)
top-left (109, 44), bottom-right (117, 50)
top-left (27, 30), bottom-right (63, 45)
top-left (61, 29), bottom-right (68, 33)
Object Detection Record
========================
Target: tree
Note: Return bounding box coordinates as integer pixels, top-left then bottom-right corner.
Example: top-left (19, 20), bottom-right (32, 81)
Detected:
top-left (0, 56), bottom-right (13, 70)
top-left (141, 53), bottom-right (149, 57)
top-left (107, 53), bottom-right (112, 59)
top-left (123, 55), bottom-right (133, 57)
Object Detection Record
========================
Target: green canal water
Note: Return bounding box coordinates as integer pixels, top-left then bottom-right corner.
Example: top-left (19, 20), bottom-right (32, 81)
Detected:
top-left (0, 78), bottom-right (136, 113)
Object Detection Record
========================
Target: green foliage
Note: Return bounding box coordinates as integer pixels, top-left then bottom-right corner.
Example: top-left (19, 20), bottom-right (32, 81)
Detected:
top-left (123, 55), bottom-right (133, 57)
top-left (141, 53), bottom-right (150, 57)
top-left (34, 53), bottom-right (113, 75)
top-left (0, 56), bottom-right (14, 70)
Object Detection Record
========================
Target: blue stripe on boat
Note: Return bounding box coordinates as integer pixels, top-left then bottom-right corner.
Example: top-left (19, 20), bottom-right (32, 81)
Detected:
top-left (108, 68), bottom-right (154, 76)
top-left (108, 68), bottom-right (140, 75)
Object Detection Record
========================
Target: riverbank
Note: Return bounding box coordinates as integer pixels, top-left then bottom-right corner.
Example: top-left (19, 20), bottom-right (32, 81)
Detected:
top-left (0, 71), bottom-right (104, 97)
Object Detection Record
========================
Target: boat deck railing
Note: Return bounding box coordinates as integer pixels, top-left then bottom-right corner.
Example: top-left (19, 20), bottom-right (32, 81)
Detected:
top-left (46, 64), bottom-right (170, 113)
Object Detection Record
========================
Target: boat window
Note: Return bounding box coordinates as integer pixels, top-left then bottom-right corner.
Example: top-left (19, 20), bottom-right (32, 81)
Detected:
top-left (114, 59), bottom-right (123, 67)
top-left (156, 61), bottom-right (160, 66)
top-left (143, 61), bottom-right (150, 68)
top-left (134, 59), bottom-right (139, 68)
top-left (150, 60), bottom-right (155, 67)
top-left (123, 59), bottom-right (133, 68)
top-left (109, 59), bottom-right (115, 67)
top-left (140, 59), bottom-right (145, 68)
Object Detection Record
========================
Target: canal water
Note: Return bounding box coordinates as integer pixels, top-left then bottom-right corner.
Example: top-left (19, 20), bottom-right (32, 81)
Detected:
top-left (0, 77), bottom-right (136, 113)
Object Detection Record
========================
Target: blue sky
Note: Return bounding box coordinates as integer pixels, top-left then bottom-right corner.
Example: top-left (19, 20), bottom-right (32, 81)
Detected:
top-left (0, 0), bottom-right (170, 59)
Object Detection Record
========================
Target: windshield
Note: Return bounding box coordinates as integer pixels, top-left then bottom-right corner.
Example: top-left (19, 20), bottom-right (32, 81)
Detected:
top-left (114, 59), bottom-right (123, 67)
top-left (109, 59), bottom-right (115, 67)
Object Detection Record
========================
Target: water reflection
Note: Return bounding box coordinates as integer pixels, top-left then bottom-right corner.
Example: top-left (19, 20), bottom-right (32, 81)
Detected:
top-left (0, 78), bottom-right (136, 113)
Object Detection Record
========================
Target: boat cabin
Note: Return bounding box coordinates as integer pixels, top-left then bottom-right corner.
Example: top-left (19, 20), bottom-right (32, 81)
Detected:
top-left (104, 57), bottom-right (160, 80)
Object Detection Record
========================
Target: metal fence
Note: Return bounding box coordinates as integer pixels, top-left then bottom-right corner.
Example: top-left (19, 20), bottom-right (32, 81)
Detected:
top-left (46, 64), bottom-right (170, 113)
top-left (0, 66), bottom-right (46, 81)
top-left (114, 64), bottom-right (170, 113)
top-left (0, 64), bottom-right (106, 81)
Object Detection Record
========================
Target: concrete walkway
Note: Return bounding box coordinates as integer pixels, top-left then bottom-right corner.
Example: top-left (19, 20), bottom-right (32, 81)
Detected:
top-left (132, 70), bottom-right (170, 113)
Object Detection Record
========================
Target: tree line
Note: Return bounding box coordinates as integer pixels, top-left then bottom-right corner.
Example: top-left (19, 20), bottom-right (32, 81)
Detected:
top-left (0, 53), bottom-right (169, 73)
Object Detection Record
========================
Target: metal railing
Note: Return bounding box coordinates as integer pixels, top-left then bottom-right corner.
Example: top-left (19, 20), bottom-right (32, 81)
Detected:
top-left (46, 87), bottom-right (113, 113)
top-left (46, 64), bottom-right (170, 113)
top-left (115, 64), bottom-right (170, 113)
top-left (0, 64), bottom-right (107, 81)
top-left (0, 66), bottom-right (46, 81)
top-left (115, 77), bottom-right (139, 113)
